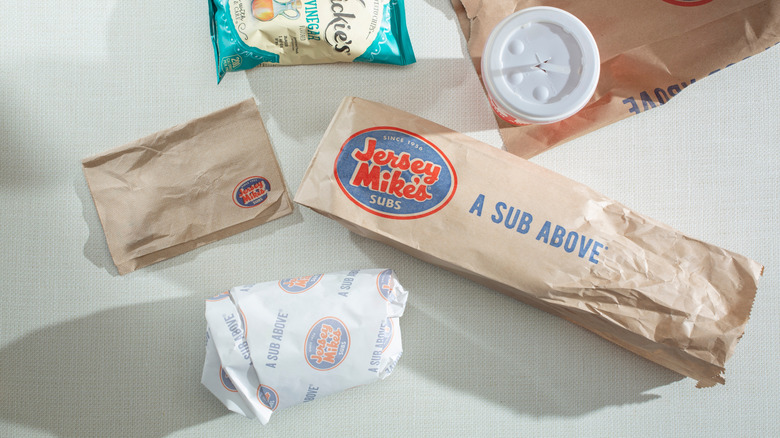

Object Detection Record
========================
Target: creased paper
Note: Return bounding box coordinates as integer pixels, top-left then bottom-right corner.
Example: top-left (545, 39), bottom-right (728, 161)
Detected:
top-left (295, 97), bottom-right (763, 386)
top-left (82, 99), bottom-right (293, 274)
top-left (203, 269), bottom-right (407, 424)
top-left (451, 0), bottom-right (780, 158)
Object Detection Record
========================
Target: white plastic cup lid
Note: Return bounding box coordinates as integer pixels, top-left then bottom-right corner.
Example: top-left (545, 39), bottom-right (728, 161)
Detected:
top-left (481, 7), bottom-right (600, 125)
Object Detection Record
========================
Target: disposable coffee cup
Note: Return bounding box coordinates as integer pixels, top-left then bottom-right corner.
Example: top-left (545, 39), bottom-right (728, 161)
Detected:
top-left (481, 7), bottom-right (600, 125)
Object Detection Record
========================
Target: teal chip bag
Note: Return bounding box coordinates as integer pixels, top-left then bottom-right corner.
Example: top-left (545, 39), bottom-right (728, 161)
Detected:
top-left (209, 0), bottom-right (416, 82)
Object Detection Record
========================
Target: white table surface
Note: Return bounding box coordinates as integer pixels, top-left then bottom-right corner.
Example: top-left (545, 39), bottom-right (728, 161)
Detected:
top-left (1, 1), bottom-right (778, 437)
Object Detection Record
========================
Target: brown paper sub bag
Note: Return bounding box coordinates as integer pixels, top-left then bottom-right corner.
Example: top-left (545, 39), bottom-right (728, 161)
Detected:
top-left (82, 99), bottom-right (293, 275)
top-left (295, 97), bottom-right (763, 386)
top-left (451, 0), bottom-right (780, 158)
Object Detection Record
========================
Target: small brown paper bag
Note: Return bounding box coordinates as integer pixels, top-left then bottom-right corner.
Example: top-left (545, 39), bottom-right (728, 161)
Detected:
top-left (82, 99), bottom-right (293, 274)
top-left (451, 0), bottom-right (780, 158)
top-left (295, 97), bottom-right (763, 386)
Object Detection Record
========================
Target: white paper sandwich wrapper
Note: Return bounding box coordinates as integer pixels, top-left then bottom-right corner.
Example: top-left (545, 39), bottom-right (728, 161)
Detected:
top-left (202, 269), bottom-right (408, 424)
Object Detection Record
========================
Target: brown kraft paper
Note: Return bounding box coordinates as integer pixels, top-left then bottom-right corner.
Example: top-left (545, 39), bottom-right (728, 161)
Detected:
top-left (451, 0), bottom-right (780, 158)
top-left (294, 97), bottom-right (763, 386)
top-left (82, 98), bottom-right (293, 275)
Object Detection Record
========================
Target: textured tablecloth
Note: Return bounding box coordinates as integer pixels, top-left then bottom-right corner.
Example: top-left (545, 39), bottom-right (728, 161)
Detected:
top-left (1, 1), bottom-right (778, 437)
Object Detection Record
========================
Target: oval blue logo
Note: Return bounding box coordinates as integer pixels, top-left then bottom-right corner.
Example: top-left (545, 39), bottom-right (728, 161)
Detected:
top-left (233, 176), bottom-right (270, 208)
top-left (219, 367), bottom-right (237, 392)
top-left (305, 317), bottom-right (350, 371)
top-left (257, 385), bottom-right (279, 411)
top-left (376, 318), bottom-right (394, 352)
top-left (278, 274), bottom-right (323, 294)
top-left (206, 291), bottom-right (230, 302)
top-left (376, 269), bottom-right (396, 302)
top-left (334, 127), bottom-right (457, 219)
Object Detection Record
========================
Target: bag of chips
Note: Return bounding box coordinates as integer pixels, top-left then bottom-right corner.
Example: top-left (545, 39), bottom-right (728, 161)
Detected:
top-left (209, 0), bottom-right (416, 82)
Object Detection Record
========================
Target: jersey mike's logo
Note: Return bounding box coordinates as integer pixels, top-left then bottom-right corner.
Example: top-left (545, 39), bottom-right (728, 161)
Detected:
top-left (376, 318), bottom-right (394, 352)
top-left (206, 291), bottom-right (230, 302)
top-left (219, 367), bottom-right (238, 392)
top-left (257, 384), bottom-right (279, 411)
top-left (376, 269), bottom-right (396, 302)
top-left (278, 274), bottom-right (323, 294)
top-left (334, 127), bottom-right (457, 219)
top-left (233, 176), bottom-right (270, 208)
top-left (662, 0), bottom-right (713, 6)
top-left (305, 317), bottom-right (350, 371)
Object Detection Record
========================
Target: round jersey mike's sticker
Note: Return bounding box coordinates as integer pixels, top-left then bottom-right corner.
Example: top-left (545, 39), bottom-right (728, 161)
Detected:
top-left (376, 269), bottom-right (396, 302)
top-left (257, 385), bottom-right (279, 411)
top-left (278, 274), bottom-right (323, 294)
top-left (233, 176), bottom-right (270, 208)
top-left (206, 292), bottom-right (230, 302)
top-left (334, 127), bottom-right (457, 220)
top-left (219, 367), bottom-right (238, 392)
top-left (305, 317), bottom-right (350, 371)
top-left (376, 318), bottom-right (394, 352)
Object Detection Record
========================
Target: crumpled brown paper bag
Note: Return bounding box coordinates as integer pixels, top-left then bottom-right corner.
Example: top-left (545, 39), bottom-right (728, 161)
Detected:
top-left (451, 0), bottom-right (780, 158)
top-left (82, 99), bottom-right (293, 274)
top-left (295, 97), bottom-right (763, 386)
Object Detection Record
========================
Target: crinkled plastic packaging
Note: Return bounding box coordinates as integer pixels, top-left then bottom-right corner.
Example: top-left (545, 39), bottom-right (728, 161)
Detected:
top-left (202, 269), bottom-right (407, 424)
top-left (209, 0), bottom-right (416, 82)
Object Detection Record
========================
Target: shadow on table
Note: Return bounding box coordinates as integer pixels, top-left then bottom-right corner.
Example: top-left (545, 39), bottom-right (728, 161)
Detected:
top-left (351, 234), bottom-right (684, 416)
top-left (74, 175), bottom-right (304, 278)
top-left (403, 301), bottom-right (684, 415)
top-left (74, 175), bottom-right (118, 276)
top-left (245, 57), bottom-right (497, 142)
top-left (0, 297), bottom-right (225, 438)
